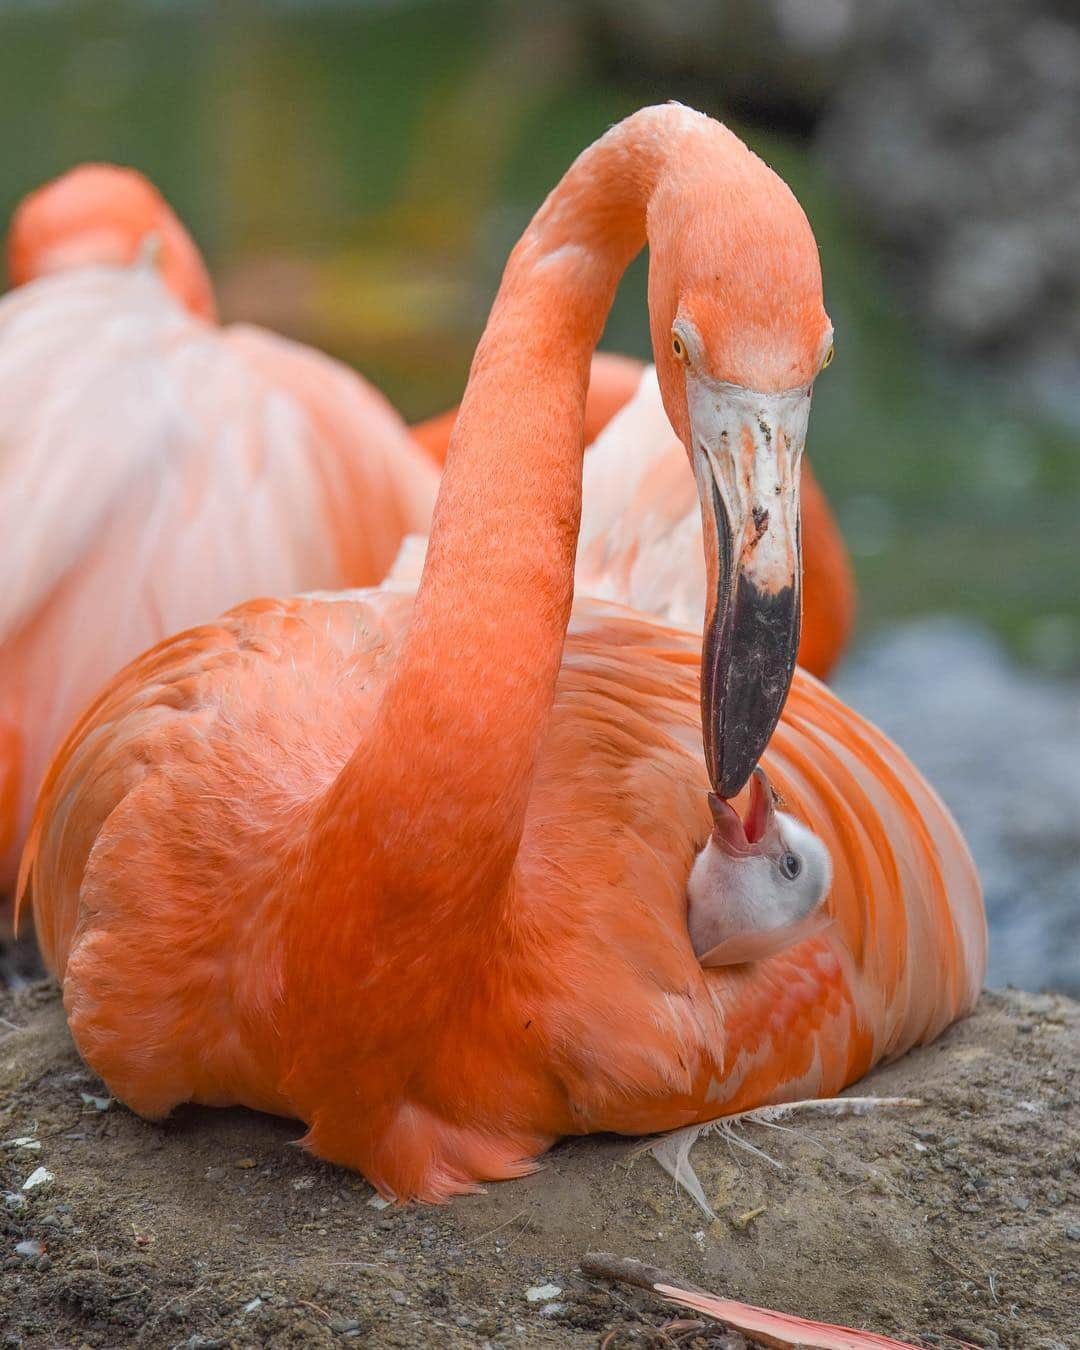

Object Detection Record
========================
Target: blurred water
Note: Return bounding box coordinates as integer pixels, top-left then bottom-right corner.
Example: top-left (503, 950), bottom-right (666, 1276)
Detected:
top-left (839, 619), bottom-right (1080, 995)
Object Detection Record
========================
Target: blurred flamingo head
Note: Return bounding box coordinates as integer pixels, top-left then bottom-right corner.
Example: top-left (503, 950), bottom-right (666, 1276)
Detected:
top-left (6, 162), bottom-right (217, 322)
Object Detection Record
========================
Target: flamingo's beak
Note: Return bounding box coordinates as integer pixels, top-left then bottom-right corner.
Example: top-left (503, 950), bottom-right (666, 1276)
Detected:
top-left (689, 379), bottom-right (811, 798)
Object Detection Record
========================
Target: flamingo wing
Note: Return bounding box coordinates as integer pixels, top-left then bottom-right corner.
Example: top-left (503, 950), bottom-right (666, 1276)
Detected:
top-left (509, 603), bottom-right (984, 1139)
top-left (0, 265), bottom-right (434, 887)
top-left (224, 323), bottom-right (438, 583)
top-left (0, 267), bottom-right (340, 649)
top-left (19, 587), bottom-right (413, 1115)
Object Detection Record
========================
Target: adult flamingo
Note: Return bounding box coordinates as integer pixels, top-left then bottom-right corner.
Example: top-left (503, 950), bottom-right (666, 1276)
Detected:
top-left (0, 165), bottom-right (438, 892)
top-left (412, 355), bottom-right (855, 679)
top-left (21, 106), bottom-right (984, 1202)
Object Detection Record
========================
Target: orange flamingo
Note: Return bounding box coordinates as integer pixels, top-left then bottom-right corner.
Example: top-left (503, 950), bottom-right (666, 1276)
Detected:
top-left (20, 107), bottom-right (985, 1203)
top-left (0, 164), bottom-right (439, 892)
top-left (412, 356), bottom-right (855, 680)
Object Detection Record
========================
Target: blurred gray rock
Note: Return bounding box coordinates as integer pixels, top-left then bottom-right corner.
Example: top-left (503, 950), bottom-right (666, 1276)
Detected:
top-left (819, 0), bottom-right (1080, 425)
top-left (838, 618), bottom-right (1080, 995)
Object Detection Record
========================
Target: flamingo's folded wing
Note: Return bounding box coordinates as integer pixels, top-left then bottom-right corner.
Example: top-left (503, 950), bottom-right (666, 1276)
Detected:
top-left (0, 267), bottom-right (339, 653)
top-left (225, 323), bottom-right (438, 583)
top-left (0, 266), bottom-right (385, 883)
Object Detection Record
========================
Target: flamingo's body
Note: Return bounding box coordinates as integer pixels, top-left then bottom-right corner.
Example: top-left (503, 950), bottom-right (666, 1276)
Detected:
top-left (22, 108), bottom-right (985, 1202)
top-left (0, 166), bottom-right (438, 888)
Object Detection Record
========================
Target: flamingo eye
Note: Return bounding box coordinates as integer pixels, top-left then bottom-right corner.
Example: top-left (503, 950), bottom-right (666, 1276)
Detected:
top-left (672, 332), bottom-right (688, 362)
top-left (820, 342), bottom-right (835, 372)
top-left (779, 853), bottom-right (802, 881)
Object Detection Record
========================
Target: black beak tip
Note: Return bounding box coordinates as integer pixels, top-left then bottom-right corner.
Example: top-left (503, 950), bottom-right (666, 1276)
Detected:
top-left (702, 576), bottom-right (801, 802)
top-left (716, 755), bottom-right (757, 802)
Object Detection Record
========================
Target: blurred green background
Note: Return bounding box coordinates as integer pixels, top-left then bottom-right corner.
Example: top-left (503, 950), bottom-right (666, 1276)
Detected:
top-left (1, 0), bottom-right (1076, 671)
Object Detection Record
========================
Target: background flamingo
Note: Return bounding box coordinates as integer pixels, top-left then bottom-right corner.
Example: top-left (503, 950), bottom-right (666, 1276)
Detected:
top-left (412, 356), bottom-right (855, 680)
top-left (22, 106), bottom-right (984, 1205)
top-left (0, 164), bottom-right (438, 894)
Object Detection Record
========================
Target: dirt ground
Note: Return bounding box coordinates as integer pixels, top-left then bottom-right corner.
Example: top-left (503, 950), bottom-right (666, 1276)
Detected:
top-left (1, 982), bottom-right (1076, 1350)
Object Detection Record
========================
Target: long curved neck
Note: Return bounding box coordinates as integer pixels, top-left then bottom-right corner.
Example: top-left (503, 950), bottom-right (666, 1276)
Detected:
top-left (327, 107), bottom-right (709, 908)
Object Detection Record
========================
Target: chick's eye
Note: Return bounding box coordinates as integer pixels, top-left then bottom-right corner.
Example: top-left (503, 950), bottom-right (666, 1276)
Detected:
top-left (821, 342), bottom-right (835, 371)
top-left (779, 853), bottom-right (802, 881)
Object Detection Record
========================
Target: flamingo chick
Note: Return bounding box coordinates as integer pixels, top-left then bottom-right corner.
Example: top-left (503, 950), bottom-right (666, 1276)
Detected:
top-left (687, 767), bottom-right (833, 967)
top-left (0, 164), bottom-right (438, 894)
top-left (20, 106), bottom-right (985, 1202)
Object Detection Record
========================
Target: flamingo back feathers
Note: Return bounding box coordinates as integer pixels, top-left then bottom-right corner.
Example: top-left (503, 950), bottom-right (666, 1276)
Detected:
top-left (0, 265), bottom-right (437, 888)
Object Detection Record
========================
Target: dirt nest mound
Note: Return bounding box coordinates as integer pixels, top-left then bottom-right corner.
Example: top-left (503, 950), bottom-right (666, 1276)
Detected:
top-left (1, 983), bottom-right (1076, 1349)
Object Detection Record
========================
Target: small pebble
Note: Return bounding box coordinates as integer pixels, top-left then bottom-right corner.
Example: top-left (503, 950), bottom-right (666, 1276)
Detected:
top-left (21, 1167), bottom-right (54, 1192)
top-left (3, 1137), bottom-right (40, 1153)
top-left (1065, 1223), bottom-right (1080, 1241)
top-left (14, 1239), bottom-right (43, 1259)
top-left (525, 1283), bottom-right (562, 1303)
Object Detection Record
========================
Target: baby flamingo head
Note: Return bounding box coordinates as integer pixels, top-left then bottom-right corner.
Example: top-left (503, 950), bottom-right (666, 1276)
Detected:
top-left (687, 766), bottom-right (833, 967)
top-left (6, 163), bottom-right (217, 321)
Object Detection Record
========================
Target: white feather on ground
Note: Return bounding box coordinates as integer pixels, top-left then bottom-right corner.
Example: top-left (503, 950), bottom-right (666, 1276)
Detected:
top-left (643, 1096), bottom-right (923, 1219)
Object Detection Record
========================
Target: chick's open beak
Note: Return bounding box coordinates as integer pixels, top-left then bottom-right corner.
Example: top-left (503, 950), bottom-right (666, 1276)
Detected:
top-left (689, 378), bottom-right (811, 799)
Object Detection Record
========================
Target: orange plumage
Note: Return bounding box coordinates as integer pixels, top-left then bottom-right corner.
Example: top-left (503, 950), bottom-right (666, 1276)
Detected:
top-left (21, 107), bottom-right (984, 1202)
top-left (0, 164), bottom-right (438, 891)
